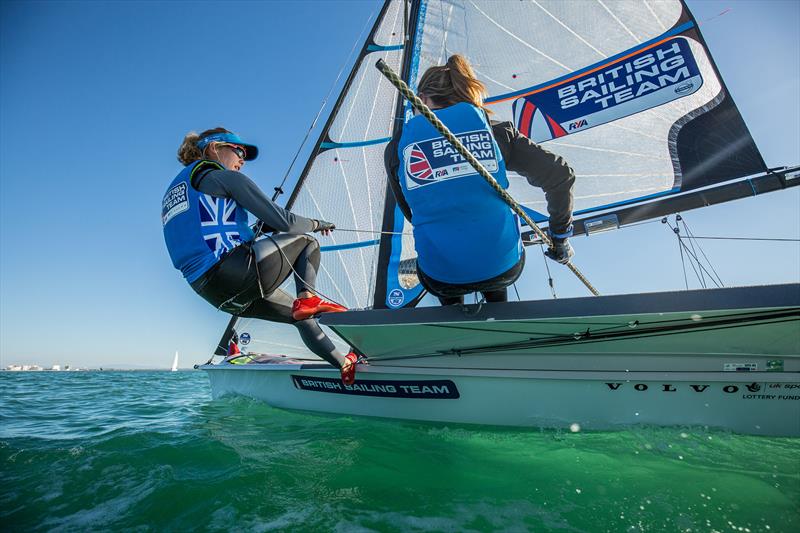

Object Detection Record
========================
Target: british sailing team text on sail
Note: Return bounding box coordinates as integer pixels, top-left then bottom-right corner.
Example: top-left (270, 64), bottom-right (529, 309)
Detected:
top-left (558, 40), bottom-right (697, 110)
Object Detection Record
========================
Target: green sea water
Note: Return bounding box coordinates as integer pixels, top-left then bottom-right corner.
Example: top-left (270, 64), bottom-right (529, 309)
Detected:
top-left (1, 371), bottom-right (797, 532)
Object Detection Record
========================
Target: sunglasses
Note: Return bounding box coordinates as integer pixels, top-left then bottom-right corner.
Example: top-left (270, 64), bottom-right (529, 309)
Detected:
top-left (217, 143), bottom-right (246, 160)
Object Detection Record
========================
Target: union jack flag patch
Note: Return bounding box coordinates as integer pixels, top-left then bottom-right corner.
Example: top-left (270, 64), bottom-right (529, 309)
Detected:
top-left (199, 194), bottom-right (243, 258)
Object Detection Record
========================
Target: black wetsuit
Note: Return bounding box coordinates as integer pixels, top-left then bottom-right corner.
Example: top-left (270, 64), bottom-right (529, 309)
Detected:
top-left (385, 118), bottom-right (575, 304)
top-left (188, 168), bottom-right (345, 367)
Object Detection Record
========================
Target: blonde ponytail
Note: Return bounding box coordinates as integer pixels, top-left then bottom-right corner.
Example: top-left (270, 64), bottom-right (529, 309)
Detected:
top-left (418, 54), bottom-right (490, 113)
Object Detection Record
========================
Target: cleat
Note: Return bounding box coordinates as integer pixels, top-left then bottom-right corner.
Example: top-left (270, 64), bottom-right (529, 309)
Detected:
top-left (291, 295), bottom-right (347, 321)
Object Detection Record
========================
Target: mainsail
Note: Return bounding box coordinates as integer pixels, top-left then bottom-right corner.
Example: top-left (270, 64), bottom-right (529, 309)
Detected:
top-left (215, 0), bottom-right (796, 357)
top-left (376, 0), bottom-right (774, 309)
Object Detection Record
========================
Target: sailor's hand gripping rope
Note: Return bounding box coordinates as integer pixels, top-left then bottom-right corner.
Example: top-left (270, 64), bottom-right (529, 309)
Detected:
top-left (375, 59), bottom-right (600, 297)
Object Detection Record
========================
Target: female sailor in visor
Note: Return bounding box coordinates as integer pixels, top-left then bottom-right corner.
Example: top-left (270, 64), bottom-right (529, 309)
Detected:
top-left (162, 127), bottom-right (359, 384)
top-left (387, 55), bottom-right (576, 305)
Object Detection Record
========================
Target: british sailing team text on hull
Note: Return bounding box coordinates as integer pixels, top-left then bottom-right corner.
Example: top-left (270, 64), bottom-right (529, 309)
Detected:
top-left (200, 0), bottom-right (799, 435)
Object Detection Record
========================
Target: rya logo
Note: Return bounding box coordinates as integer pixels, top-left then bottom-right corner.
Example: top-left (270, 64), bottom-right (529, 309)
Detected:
top-left (568, 119), bottom-right (588, 131)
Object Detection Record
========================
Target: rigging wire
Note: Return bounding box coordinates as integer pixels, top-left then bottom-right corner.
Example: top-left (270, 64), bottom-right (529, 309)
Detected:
top-left (663, 216), bottom-right (722, 289)
top-left (334, 227), bottom-right (410, 236)
top-left (270, 8), bottom-right (377, 203)
top-left (679, 216), bottom-right (724, 287)
top-left (678, 215), bottom-right (707, 287)
top-left (316, 226), bottom-right (800, 244)
top-left (667, 217), bottom-right (690, 290)
top-left (264, 235), bottom-right (348, 308)
top-left (538, 244), bottom-right (557, 299)
top-left (682, 236), bottom-right (800, 242)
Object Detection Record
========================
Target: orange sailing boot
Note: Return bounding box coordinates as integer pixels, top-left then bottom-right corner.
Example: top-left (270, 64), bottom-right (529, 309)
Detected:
top-left (341, 352), bottom-right (358, 385)
top-left (291, 295), bottom-right (347, 321)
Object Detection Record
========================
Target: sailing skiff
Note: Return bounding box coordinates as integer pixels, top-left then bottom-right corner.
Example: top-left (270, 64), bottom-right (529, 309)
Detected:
top-left (202, 284), bottom-right (800, 436)
top-left (199, 0), bottom-right (800, 435)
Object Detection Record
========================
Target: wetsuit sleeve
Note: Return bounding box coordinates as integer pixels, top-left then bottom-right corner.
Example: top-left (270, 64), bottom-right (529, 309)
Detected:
top-left (193, 168), bottom-right (317, 234)
top-left (384, 138), bottom-right (414, 222)
top-left (491, 120), bottom-right (575, 235)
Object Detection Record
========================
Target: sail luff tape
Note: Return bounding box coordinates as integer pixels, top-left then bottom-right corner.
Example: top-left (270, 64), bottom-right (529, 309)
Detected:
top-left (375, 59), bottom-right (600, 297)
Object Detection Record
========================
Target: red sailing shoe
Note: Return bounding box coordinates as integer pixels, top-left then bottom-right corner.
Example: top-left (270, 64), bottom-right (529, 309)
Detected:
top-left (291, 295), bottom-right (347, 321)
top-left (341, 352), bottom-right (358, 386)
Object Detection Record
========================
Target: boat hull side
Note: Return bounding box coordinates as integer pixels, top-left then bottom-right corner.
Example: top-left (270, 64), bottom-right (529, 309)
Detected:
top-left (201, 365), bottom-right (800, 436)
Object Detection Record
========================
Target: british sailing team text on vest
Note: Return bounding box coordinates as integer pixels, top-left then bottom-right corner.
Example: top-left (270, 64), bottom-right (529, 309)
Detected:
top-left (398, 102), bottom-right (522, 284)
top-left (162, 160), bottom-right (254, 283)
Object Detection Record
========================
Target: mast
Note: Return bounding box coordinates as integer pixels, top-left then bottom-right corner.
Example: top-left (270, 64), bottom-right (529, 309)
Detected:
top-left (373, 0), bottom-right (424, 309)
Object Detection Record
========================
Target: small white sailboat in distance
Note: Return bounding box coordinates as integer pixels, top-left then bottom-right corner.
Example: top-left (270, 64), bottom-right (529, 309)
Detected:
top-left (171, 351), bottom-right (179, 372)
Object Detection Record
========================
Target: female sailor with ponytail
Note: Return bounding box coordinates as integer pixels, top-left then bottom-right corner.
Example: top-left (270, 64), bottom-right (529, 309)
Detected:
top-left (162, 127), bottom-right (359, 384)
top-left (387, 55), bottom-right (576, 305)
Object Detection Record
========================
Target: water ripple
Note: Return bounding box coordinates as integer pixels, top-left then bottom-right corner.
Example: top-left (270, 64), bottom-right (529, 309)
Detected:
top-left (1, 371), bottom-right (798, 532)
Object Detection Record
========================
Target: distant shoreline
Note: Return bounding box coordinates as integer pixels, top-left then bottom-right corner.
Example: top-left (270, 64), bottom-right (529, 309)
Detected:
top-left (1, 368), bottom-right (192, 372)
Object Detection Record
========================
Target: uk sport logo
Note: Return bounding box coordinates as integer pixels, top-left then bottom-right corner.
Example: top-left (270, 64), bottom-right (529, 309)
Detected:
top-left (199, 194), bottom-right (243, 258)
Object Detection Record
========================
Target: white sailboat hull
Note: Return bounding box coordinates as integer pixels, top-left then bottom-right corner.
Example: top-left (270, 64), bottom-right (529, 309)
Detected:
top-left (201, 362), bottom-right (800, 436)
top-left (202, 285), bottom-right (799, 436)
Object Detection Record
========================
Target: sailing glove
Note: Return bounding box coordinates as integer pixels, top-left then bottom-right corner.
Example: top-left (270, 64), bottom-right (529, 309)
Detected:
top-left (544, 237), bottom-right (574, 264)
top-left (313, 220), bottom-right (336, 235)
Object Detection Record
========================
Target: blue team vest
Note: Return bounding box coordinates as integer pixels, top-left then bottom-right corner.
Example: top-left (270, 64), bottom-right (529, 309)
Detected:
top-left (398, 102), bottom-right (522, 284)
top-left (162, 160), bottom-right (255, 282)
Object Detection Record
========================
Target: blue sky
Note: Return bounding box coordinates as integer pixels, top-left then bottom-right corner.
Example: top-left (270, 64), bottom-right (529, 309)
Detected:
top-left (1, 0), bottom-right (798, 369)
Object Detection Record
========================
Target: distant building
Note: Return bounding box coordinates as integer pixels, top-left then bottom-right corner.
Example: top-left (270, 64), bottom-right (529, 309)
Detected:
top-left (4, 364), bottom-right (52, 371)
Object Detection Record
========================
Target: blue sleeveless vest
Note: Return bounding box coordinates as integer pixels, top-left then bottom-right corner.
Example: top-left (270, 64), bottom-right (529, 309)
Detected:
top-left (398, 102), bottom-right (522, 284)
top-left (162, 160), bottom-right (255, 283)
